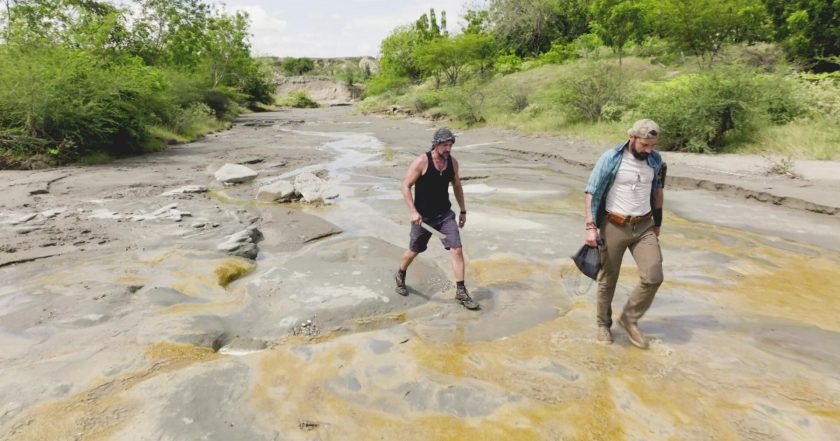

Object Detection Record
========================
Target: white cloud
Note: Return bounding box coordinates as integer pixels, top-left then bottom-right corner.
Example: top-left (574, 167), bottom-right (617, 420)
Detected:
top-left (238, 6), bottom-right (289, 32)
top-left (222, 0), bottom-right (477, 58)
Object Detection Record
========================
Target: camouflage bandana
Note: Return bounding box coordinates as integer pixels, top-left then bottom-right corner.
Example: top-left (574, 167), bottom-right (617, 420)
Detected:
top-left (431, 128), bottom-right (456, 148)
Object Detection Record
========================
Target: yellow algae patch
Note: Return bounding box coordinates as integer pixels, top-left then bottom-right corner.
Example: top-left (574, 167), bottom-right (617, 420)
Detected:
top-left (161, 296), bottom-right (245, 314)
top-left (347, 312), bottom-right (407, 334)
top-left (144, 341), bottom-right (219, 362)
top-left (717, 256), bottom-right (840, 331)
top-left (470, 253), bottom-right (545, 287)
top-left (207, 189), bottom-right (257, 206)
top-left (658, 213), bottom-right (840, 331)
top-left (808, 406), bottom-right (840, 422)
top-left (137, 248), bottom-right (180, 266)
top-left (4, 389), bottom-right (139, 441)
top-left (214, 258), bottom-right (255, 287)
top-left (617, 375), bottom-right (744, 440)
top-left (252, 343), bottom-right (547, 440)
top-left (252, 343), bottom-right (352, 423)
top-left (6, 342), bottom-right (217, 441)
top-left (412, 325), bottom-right (470, 377)
top-left (354, 410), bottom-right (545, 441)
top-left (353, 311), bottom-right (407, 326)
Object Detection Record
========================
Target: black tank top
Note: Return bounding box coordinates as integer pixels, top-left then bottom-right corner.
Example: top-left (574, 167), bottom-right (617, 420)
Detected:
top-left (414, 151), bottom-right (453, 218)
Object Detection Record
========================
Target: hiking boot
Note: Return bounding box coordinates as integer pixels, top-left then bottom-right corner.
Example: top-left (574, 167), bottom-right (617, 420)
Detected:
top-left (394, 270), bottom-right (408, 296)
top-left (618, 314), bottom-right (649, 349)
top-left (455, 286), bottom-right (480, 310)
top-left (596, 326), bottom-right (613, 345)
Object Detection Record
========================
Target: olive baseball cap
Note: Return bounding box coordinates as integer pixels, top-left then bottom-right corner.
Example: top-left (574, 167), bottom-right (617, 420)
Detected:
top-left (627, 119), bottom-right (660, 139)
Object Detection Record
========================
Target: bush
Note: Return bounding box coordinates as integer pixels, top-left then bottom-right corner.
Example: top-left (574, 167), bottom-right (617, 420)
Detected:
top-left (753, 74), bottom-right (806, 124)
top-left (798, 77), bottom-right (840, 125)
top-left (240, 65), bottom-right (276, 109)
top-left (0, 46), bottom-right (162, 160)
top-left (281, 57), bottom-right (314, 76)
top-left (279, 90), bottom-right (319, 108)
top-left (410, 90), bottom-right (443, 113)
top-left (488, 79), bottom-right (531, 113)
top-left (551, 60), bottom-right (624, 122)
top-left (635, 69), bottom-right (764, 152)
top-left (495, 54), bottom-right (524, 74)
top-left (172, 103), bottom-right (215, 138)
top-left (442, 82), bottom-right (486, 124)
top-left (541, 34), bottom-right (608, 66)
top-left (365, 73), bottom-right (411, 97)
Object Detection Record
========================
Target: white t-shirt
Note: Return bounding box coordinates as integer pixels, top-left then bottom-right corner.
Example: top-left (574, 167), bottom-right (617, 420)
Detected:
top-left (605, 148), bottom-right (654, 216)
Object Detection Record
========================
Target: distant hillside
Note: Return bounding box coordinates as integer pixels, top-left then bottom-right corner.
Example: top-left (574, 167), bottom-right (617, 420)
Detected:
top-left (262, 56), bottom-right (378, 106)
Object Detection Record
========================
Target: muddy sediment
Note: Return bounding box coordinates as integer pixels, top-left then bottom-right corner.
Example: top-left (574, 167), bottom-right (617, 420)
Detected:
top-left (1, 107), bottom-right (839, 440)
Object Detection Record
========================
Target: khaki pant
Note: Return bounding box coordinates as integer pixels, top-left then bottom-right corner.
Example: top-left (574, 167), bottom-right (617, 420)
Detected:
top-left (597, 217), bottom-right (663, 327)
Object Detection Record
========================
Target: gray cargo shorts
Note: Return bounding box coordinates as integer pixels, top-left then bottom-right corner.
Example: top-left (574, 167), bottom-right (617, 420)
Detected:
top-left (409, 210), bottom-right (462, 252)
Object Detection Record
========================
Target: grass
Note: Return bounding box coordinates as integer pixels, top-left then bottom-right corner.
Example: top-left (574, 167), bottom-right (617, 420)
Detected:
top-left (277, 90), bottom-right (319, 108)
top-left (729, 119), bottom-right (840, 160)
top-left (79, 152), bottom-right (111, 165)
top-left (363, 50), bottom-right (840, 161)
top-left (382, 145), bottom-right (396, 162)
top-left (148, 116), bottom-right (231, 146)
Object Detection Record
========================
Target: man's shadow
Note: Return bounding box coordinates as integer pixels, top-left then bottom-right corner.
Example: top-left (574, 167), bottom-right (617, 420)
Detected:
top-left (638, 314), bottom-right (723, 345)
top-left (404, 287), bottom-right (494, 310)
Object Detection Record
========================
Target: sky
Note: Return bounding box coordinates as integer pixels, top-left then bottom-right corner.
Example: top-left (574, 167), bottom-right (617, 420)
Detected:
top-left (216, 0), bottom-right (484, 58)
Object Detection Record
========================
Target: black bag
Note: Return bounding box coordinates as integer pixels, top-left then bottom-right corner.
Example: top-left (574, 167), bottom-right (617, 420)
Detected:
top-left (572, 244), bottom-right (601, 280)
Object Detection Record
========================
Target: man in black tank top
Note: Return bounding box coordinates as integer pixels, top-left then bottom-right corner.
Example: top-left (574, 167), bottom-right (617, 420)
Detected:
top-left (393, 128), bottom-right (479, 310)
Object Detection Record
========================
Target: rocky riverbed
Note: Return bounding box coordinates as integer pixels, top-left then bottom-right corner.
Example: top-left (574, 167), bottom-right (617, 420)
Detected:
top-left (1, 107), bottom-right (838, 440)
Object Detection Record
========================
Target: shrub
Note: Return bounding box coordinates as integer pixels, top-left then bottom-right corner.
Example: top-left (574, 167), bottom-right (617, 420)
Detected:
top-left (600, 102), bottom-right (626, 122)
top-left (281, 57), bottom-right (314, 76)
top-left (365, 73), bottom-right (411, 97)
top-left (551, 60), bottom-right (623, 122)
top-left (635, 69), bottom-right (763, 152)
top-left (0, 46), bottom-right (161, 159)
top-left (488, 79), bottom-right (530, 113)
top-left (753, 74), bottom-right (806, 124)
top-left (279, 90), bottom-right (319, 108)
top-left (442, 82), bottom-right (486, 125)
top-left (171, 103), bottom-right (215, 138)
top-left (798, 77), bottom-right (840, 125)
top-left (495, 54), bottom-right (524, 74)
top-left (411, 90), bottom-right (443, 113)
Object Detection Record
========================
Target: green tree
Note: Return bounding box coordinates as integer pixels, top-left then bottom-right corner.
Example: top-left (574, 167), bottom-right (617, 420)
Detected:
top-left (462, 8), bottom-right (490, 35)
top-left (3, 0), bottom-right (127, 51)
top-left (281, 57), bottom-right (314, 75)
top-left (203, 12), bottom-right (251, 87)
top-left (589, 0), bottom-right (649, 100)
top-left (653, 0), bottom-right (770, 68)
top-left (487, 0), bottom-right (589, 57)
top-left (762, 0), bottom-right (840, 71)
top-left (128, 0), bottom-right (212, 67)
top-left (378, 24), bottom-right (425, 81)
top-left (415, 8), bottom-right (445, 41)
top-left (589, 0), bottom-right (648, 65)
top-left (416, 33), bottom-right (496, 86)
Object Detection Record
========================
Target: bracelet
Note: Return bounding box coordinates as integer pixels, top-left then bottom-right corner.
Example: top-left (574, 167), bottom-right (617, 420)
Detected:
top-left (653, 208), bottom-right (663, 227)
top-left (460, 210), bottom-right (467, 214)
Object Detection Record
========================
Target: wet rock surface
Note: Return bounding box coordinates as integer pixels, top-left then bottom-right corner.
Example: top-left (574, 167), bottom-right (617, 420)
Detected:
top-left (1, 108), bottom-right (839, 440)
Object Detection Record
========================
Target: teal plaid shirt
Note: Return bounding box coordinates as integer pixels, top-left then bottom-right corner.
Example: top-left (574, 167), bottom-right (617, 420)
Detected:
top-left (585, 141), bottom-right (665, 227)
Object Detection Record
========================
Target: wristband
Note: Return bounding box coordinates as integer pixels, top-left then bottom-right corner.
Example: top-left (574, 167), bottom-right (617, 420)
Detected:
top-left (653, 208), bottom-right (663, 227)
top-left (460, 210), bottom-right (467, 214)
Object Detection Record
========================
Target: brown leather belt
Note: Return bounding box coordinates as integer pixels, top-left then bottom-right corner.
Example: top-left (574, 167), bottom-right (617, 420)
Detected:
top-left (608, 211), bottom-right (652, 226)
